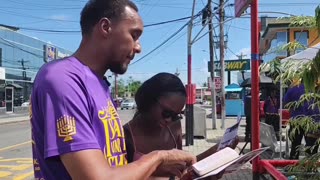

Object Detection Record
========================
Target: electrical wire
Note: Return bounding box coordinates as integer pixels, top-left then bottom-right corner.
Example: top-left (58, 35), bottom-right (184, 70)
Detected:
top-left (2, 15), bottom-right (193, 33)
top-left (227, 47), bottom-right (238, 57)
top-left (0, 38), bottom-right (43, 58)
top-left (129, 9), bottom-right (204, 66)
top-left (130, 21), bottom-right (189, 65)
top-left (134, 29), bottom-right (188, 66)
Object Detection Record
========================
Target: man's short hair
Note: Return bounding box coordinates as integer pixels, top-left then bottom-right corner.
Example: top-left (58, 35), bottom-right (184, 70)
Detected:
top-left (80, 0), bottom-right (138, 35)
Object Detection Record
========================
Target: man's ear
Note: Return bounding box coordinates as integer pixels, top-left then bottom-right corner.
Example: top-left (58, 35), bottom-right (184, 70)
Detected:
top-left (99, 18), bottom-right (112, 37)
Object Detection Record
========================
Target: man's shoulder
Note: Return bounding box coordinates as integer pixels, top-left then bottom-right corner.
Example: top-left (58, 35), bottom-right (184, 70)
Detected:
top-left (35, 57), bottom-right (86, 86)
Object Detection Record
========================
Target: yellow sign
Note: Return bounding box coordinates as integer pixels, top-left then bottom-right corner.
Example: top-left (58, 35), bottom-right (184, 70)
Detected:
top-left (57, 115), bottom-right (77, 142)
top-left (213, 59), bottom-right (251, 71)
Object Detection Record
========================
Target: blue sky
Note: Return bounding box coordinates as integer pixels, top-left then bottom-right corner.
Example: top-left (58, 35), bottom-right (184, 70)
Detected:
top-left (1, 0), bottom-right (319, 85)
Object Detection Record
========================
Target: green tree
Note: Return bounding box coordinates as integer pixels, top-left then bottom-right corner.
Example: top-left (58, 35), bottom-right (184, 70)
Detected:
top-left (127, 76), bottom-right (142, 96)
top-left (129, 81), bottom-right (142, 95)
top-left (117, 79), bottom-right (126, 97)
top-left (269, 9), bottom-right (320, 178)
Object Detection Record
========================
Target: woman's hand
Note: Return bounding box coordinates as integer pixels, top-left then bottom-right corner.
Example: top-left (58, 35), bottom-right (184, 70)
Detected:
top-left (153, 163), bottom-right (186, 178)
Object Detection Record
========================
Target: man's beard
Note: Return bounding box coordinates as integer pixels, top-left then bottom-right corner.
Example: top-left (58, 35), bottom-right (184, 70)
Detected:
top-left (110, 63), bottom-right (128, 75)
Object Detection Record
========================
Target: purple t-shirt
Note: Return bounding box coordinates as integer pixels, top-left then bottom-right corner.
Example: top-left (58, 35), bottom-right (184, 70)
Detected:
top-left (31, 57), bottom-right (127, 180)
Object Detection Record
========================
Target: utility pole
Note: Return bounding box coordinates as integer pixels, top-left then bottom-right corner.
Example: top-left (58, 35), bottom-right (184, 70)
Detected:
top-left (174, 68), bottom-right (180, 77)
top-left (185, 0), bottom-right (197, 146)
top-left (18, 59), bottom-right (29, 103)
top-left (238, 53), bottom-right (247, 81)
top-left (219, 0), bottom-right (226, 129)
top-left (207, 0), bottom-right (217, 129)
top-left (114, 73), bottom-right (118, 99)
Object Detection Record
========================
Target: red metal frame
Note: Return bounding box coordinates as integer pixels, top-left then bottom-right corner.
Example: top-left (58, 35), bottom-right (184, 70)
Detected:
top-left (250, 0), bottom-right (260, 177)
top-left (260, 160), bottom-right (298, 179)
top-left (250, 0), bottom-right (299, 179)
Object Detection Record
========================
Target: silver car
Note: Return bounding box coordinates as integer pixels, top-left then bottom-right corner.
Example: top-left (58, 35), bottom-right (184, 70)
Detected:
top-left (120, 99), bottom-right (136, 110)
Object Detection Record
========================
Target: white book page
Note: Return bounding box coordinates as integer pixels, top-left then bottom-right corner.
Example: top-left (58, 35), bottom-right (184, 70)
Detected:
top-left (194, 147), bottom-right (269, 180)
top-left (192, 147), bottom-right (239, 176)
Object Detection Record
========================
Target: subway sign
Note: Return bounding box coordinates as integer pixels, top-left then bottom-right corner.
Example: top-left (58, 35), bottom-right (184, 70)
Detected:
top-left (208, 59), bottom-right (250, 72)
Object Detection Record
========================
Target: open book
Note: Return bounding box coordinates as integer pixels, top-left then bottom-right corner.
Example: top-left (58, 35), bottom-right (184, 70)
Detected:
top-left (192, 147), bottom-right (269, 179)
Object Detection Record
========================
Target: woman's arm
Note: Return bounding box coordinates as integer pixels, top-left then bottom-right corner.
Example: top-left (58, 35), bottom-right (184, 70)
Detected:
top-left (61, 149), bottom-right (195, 180)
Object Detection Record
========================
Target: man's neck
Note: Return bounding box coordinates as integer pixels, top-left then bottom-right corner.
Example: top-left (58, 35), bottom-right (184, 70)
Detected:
top-left (73, 39), bottom-right (109, 78)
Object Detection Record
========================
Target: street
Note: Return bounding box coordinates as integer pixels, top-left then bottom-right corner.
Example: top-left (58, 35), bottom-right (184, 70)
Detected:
top-left (0, 109), bottom-right (136, 180)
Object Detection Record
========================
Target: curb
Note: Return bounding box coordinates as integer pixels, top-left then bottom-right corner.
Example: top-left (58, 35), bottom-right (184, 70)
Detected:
top-left (0, 116), bottom-right (29, 125)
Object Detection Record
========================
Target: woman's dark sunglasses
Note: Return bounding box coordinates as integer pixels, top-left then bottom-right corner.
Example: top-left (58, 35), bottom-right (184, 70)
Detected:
top-left (157, 102), bottom-right (183, 121)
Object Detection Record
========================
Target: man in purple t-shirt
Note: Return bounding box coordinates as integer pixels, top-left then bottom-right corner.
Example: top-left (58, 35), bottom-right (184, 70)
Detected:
top-left (31, 0), bottom-right (195, 180)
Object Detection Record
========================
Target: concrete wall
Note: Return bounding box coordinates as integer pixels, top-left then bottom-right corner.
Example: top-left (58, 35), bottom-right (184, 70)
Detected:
top-left (0, 107), bottom-right (6, 115)
top-left (13, 106), bottom-right (29, 114)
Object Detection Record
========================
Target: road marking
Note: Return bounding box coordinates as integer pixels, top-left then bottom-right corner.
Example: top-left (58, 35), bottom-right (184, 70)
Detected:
top-left (0, 164), bottom-right (32, 171)
top-left (0, 171), bottom-right (12, 178)
top-left (0, 141), bottom-right (31, 152)
top-left (0, 158), bottom-right (32, 162)
top-left (13, 171), bottom-right (34, 180)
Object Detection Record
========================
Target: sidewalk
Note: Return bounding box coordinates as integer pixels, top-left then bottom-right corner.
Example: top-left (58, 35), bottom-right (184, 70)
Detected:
top-left (181, 107), bottom-right (253, 180)
top-left (0, 113), bottom-right (29, 124)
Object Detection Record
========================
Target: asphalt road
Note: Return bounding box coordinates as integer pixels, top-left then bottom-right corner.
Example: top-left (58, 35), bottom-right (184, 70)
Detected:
top-left (0, 109), bottom-right (136, 180)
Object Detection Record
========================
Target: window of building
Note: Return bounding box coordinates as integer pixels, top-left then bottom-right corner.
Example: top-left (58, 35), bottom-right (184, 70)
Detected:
top-left (276, 32), bottom-right (287, 57)
top-left (294, 31), bottom-right (308, 53)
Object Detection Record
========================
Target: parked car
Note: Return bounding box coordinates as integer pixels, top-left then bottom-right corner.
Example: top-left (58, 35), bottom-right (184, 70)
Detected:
top-left (21, 102), bottom-right (30, 107)
top-left (120, 99), bottom-right (136, 110)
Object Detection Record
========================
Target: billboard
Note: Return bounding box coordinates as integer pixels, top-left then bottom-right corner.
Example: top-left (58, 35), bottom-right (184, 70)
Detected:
top-left (44, 45), bottom-right (57, 62)
top-left (215, 59), bottom-right (250, 71)
top-left (235, 0), bottom-right (251, 17)
top-left (208, 59), bottom-right (251, 72)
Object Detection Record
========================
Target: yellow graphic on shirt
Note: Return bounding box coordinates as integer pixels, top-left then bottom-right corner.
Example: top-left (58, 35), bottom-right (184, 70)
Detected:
top-left (99, 100), bottom-right (127, 167)
top-left (56, 115), bottom-right (76, 142)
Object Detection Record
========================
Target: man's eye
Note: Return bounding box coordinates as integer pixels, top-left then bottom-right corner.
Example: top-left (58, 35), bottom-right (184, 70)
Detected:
top-left (132, 34), bottom-right (137, 40)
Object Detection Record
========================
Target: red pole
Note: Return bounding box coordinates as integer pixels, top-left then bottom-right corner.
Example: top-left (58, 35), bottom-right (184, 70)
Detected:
top-left (250, 0), bottom-right (260, 179)
top-left (260, 161), bottom-right (287, 180)
top-left (266, 160), bottom-right (298, 167)
top-left (185, 0), bottom-right (196, 146)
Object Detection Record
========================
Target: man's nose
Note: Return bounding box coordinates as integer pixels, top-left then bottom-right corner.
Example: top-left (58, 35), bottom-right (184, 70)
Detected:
top-left (134, 40), bottom-right (141, 54)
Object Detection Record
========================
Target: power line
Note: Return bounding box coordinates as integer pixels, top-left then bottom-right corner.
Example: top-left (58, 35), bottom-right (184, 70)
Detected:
top-left (130, 21), bottom-right (189, 66)
top-left (144, 16), bottom-right (192, 27)
top-left (122, 10), bottom-right (204, 66)
top-left (227, 47), bottom-right (238, 57)
top-left (2, 15), bottom-right (193, 33)
top-left (135, 29), bottom-right (188, 66)
top-left (0, 9), bottom-right (78, 23)
top-left (0, 37), bottom-right (43, 58)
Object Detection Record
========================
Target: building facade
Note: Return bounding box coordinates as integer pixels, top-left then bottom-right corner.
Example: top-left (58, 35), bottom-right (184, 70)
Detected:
top-left (0, 24), bottom-right (72, 113)
top-left (259, 17), bottom-right (320, 62)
